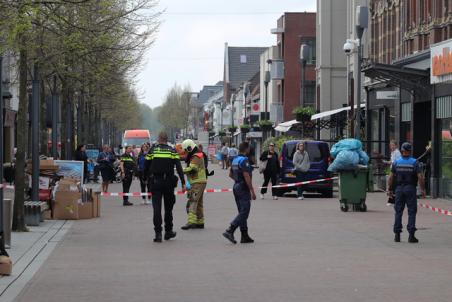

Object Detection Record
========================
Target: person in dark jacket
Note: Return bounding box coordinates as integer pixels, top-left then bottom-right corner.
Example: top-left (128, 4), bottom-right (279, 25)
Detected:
top-left (137, 143), bottom-right (151, 204)
top-left (259, 143), bottom-right (280, 200)
top-left (97, 145), bottom-right (115, 192)
top-left (144, 132), bottom-right (186, 243)
top-left (74, 144), bottom-right (89, 183)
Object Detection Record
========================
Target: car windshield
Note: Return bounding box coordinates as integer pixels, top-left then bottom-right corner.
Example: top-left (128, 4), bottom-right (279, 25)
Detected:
top-left (285, 142), bottom-right (324, 162)
top-left (123, 138), bottom-right (149, 147)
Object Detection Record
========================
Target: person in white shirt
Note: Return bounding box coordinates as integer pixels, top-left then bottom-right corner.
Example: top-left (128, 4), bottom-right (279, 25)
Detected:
top-left (385, 140), bottom-right (402, 205)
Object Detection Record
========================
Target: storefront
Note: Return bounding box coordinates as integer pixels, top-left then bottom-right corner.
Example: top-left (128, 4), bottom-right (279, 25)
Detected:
top-left (431, 39), bottom-right (452, 199)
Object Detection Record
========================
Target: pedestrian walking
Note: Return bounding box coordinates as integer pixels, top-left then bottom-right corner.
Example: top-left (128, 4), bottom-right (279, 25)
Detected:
top-left (388, 142), bottom-right (426, 243)
top-left (228, 144), bottom-right (238, 167)
top-left (221, 143), bottom-right (229, 169)
top-left (97, 145), bottom-right (115, 192)
top-left (180, 139), bottom-right (207, 230)
top-left (385, 140), bottom-right (402, 205)
top-left (145, 132), bottom-right (186, 243)
top-left (120, 146), bottom-right (136, 206)
top-left (259, 143), bottom-right (280, 200)
top-left (137, 144), bottom-right (151, 205)
top-left (292, 142), bottom-right (310, 200)
top-left (223, 142), bottom-right (256, 244)
top-left (74, 144), bottom-right (89, 183)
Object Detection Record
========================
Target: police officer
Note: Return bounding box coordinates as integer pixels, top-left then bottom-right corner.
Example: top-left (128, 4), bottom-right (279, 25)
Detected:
top-left (223, 142), bottom-right (256, 244)
top-left (145, 132), bottom-right (186, 243)
top-left (120, 145), bottom-right (135, 206)
top-left (388, 142), bottom-right (425, 243)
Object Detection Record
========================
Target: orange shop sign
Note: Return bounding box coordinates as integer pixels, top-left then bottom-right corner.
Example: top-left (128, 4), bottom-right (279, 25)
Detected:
top-left (431, 40), bottom-right (452, 84)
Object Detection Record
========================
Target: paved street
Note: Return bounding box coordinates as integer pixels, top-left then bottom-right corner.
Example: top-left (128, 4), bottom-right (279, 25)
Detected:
top-left (11, 167), bottom-right (452, 302)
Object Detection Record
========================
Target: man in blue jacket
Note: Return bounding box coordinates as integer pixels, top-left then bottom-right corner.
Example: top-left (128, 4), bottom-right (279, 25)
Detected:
top-left (388, 142), bottom-right (425, 243)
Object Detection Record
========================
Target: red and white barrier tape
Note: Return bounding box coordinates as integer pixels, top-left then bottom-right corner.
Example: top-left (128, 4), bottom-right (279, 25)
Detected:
top-left (0, 183), bottom-right (14, 190)
top-left (261, 177), bottom-right (338, 189)
top-left (101, 188), bottom-right (233, 197)
top-left (419, 203), bottom-right (452, 217)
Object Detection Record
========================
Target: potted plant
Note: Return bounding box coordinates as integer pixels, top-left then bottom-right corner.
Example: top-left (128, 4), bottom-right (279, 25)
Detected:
top-left (240, 124), bottom-right (250, 133)
top-left (258, 119), bottom-right (273, 131)
top-left (292, 106), bottom-right (315, 122)
top-left (228, 126), bottom-right (237, 133)
top-left (218, 130), bottom-right (226, 137)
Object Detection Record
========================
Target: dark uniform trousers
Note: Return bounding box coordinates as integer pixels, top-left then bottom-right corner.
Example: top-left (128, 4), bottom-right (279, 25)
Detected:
top-left (122, 169), bottom-right (134, 203)
top-left (394, 184), bottom-right (417, 234)
top-left (151, 176), bottom-right (176, 233)
top-left (231, 183), bottom-right (251, 231)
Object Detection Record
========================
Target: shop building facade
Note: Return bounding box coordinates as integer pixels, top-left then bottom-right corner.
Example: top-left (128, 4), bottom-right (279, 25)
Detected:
top-left (365, 0), bottom-right (452, 199)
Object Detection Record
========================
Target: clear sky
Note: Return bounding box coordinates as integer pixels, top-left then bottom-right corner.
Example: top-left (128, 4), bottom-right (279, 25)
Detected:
top-left (136, 0), bottom-right (316, 108)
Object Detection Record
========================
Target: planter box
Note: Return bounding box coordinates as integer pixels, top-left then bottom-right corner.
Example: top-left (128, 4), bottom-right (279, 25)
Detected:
top-left (260, 124), bottom-right (273, 131)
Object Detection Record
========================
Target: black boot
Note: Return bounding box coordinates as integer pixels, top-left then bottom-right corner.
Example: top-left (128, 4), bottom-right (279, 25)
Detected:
top-left (181, 223), bottom-right (196, 230)
top-left (240, 230), bottom-right (254, 243)
top-left (164, 230), bottom-right (177, 241)
top-left (195, 224), bottom-right (204, 229)
top-left (394, 233), bottom-right (401, 243)
top-left (222, 225), bottom-right (237, 244)
top-left (123, 200), bottom-right (133, 206)
top-left (408, 233), bottom-right (419, 243)
top-left (153, 232), bottom-right (162, 243)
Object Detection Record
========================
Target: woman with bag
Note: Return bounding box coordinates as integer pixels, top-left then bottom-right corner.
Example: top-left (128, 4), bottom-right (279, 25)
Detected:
top-left (293, 142), bottom-right (310, 200)
top-left (137, 144), bottom-right (151, 205)
top-left (259, 143), bottom-right (280, 200)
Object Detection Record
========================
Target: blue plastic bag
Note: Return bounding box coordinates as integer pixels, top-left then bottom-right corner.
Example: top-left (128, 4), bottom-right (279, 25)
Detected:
top-left (358, 150), bottom-right (369, 165)
top-left (330, 139), bottom-right (363, 158)
top-left (328, 150), bottom-right (360, 172)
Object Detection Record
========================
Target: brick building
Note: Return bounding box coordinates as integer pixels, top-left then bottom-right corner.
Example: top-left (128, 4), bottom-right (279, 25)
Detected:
top-left (271, 12), bottom-right (316, 121)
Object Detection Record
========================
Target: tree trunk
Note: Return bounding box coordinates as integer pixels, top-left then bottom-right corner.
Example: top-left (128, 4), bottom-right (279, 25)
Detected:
top-left (60, 81), bottom-right (67, 159)
top-left (12, 45), bottom-right (29, 232)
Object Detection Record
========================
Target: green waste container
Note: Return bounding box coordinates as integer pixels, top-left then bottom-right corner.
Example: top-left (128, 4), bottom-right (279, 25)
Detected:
top-left (338, 167), bottom-right (368, 212)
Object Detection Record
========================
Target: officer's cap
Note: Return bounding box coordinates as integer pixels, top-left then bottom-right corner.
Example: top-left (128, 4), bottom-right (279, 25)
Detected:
top-left (401, 142), bottom-right (412, 152)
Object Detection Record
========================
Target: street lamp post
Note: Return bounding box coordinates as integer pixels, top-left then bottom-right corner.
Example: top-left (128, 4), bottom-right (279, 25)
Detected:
top-left (300, 43), bottom-right (310, 107)
top-left (354, 6), bottom-right (368, 140)
top-left (263, 66), bottom-right (271, 142)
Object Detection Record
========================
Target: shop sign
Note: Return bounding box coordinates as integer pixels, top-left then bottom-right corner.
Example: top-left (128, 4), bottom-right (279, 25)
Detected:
top-left (376, 90), bottom-right (399, 100)
top-left (431, 40), bottom-right (452, 83)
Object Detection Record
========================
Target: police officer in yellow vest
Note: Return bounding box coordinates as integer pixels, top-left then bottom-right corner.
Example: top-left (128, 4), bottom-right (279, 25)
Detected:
top-left (120, 145), bottom-right (136, 206)
top-left (145, 132), bottom-right (186, 242)
top-left (181, 139), bottom-right (207, 230)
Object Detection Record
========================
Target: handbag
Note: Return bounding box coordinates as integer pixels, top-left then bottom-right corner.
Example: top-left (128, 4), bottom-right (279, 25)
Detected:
top-left (258, 160), bottom-right (268, 174)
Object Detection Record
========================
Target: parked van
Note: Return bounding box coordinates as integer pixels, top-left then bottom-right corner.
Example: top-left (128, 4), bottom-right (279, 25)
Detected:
top-left (279, 140), bottom-right (333, 197)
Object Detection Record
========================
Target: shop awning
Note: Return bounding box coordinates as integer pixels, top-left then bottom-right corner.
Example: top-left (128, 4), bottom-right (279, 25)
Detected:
top-left (311, 104), bottom-right (365, 121)
top-left (274, 120), bottom-right (300, 132)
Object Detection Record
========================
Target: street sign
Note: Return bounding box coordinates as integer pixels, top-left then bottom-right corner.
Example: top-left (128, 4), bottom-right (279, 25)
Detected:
top-left (376, 90), bottom-right (399, 99)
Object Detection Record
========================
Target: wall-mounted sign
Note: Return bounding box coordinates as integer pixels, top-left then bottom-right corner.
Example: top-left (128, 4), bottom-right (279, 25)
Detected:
top-left (376, 90), bottom-right (400, 100)
top-left (431, 39), bottom-right (452, 84)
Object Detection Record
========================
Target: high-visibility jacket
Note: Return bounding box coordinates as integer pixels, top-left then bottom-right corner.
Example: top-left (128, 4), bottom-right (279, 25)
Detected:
top-left (183, 152), bottom-right (207, 184)
top-left (121, 153), bottom-right (136, 172)
top-left (144, 143), bottom-right (185, 184)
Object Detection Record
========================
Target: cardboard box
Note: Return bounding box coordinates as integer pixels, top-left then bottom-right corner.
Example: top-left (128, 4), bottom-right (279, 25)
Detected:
top-left (54, 191), bottom-right (80, 220)
top-left (58, 178), bottom-right (81, 192)
top-left (0, 256), bottom-right (12, 276)
top-left (78, 202), bottom-right (93, 219)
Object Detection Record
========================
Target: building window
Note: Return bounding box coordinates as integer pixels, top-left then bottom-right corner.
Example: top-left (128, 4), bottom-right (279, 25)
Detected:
top-left (240, 55), bottom-right (247, 64)
top-left (436, 96), bottom-right (452, 119)
top-left (305, 84), bottom-right (316, 106)
top-left (401, 102), bottom-right (412, 122)
top-left (300, 38), bottom-right (316, 65)
top-left (440, 118), bottom-right (452, 199)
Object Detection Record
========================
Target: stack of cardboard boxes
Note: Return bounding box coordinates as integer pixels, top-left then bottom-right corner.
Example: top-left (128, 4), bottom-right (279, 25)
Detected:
top-left (53, 178), bottom-right (100, 220)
